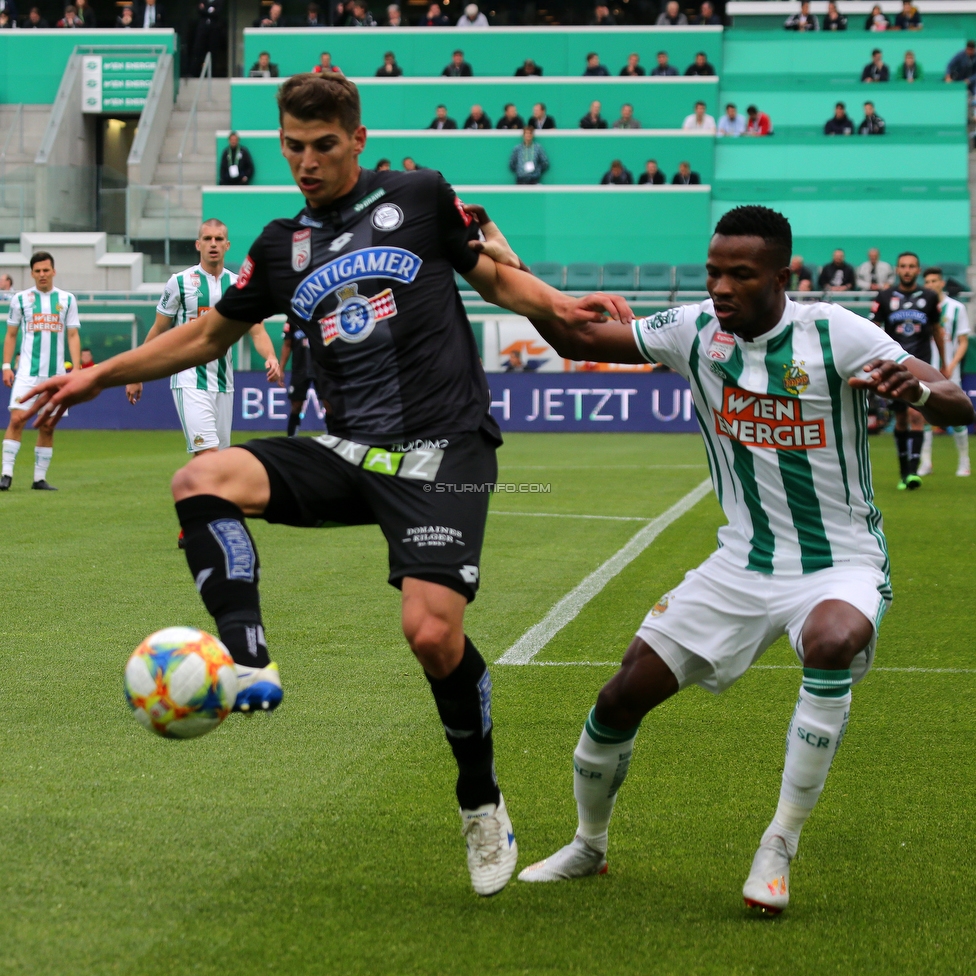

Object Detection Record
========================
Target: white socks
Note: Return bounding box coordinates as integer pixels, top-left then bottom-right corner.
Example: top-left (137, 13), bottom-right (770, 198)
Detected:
top-left (573, 707), bottom-right (639, 854)
top-left (2, 438), bottom-right (20, 477)
top-left (954, 429), bottom-right (969, 465)
top-left (764, 672), bottom-right (852, 859)
top-left (33, 446), bottom-right (52, 483)
top-left (920, 429), bottom-right (933, 467)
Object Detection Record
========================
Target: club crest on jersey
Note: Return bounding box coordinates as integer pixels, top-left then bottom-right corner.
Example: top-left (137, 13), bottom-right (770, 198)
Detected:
top-left (889, 297), bottom-right (900, 311)
top-left (292, 229), bottom-right (312, 272)
top-left (319, 283), bottom-right (397, 345)
top-left (650, 593), bottom-right (670, 617)
top-left (371, 204), bottom-right (403, 231)
top-left (706, 331), bottom-right (735, 362)
top-left (783, 360), bottom-right (810, 396)
top-left (291, 246), bottom-right (422, 321)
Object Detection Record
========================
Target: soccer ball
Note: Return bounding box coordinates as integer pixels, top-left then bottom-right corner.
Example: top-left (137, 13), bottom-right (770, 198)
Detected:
top-left (124, 627), bottom-right (237, 739)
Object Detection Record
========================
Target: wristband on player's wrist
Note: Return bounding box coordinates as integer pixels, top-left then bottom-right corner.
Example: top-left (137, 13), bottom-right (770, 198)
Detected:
top-left (2, 363), bottom-right (10, 369)
top-left (909, 381), bottom-right (931, 407)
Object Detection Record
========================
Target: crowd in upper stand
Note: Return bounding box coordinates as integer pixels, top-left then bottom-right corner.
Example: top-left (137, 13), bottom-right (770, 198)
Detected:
top-left (785, 0), bottom-right (923, 32)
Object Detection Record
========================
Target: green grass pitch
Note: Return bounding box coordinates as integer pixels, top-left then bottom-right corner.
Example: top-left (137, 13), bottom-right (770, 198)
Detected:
top-left (1, 429), bottom-right (974, 975)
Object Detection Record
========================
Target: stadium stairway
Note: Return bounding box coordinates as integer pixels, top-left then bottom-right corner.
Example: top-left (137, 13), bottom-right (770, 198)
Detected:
top-left (0, 105), bottom-right (54, 236)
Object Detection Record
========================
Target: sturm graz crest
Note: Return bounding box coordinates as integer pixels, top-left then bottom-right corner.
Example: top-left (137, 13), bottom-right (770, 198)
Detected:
top-left (319, 284), bottom-right (398, 345)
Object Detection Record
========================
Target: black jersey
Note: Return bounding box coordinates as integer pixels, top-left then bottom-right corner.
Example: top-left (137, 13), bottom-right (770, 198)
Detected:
top-left (282, 319), bottom-right (311, 377)
top-left (870, 285), bottom-right (940, 363)
top-left (216, 168), bottom-right (499, 445)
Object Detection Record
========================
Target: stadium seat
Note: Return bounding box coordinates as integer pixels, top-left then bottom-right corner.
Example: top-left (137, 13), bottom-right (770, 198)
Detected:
top-left (939, 262), bottom-right (968, 284)
top-left (675, 264), bottom-right (708, 291)
top-left (638, 263), bottom-right (673, 291)
top-left (531, 262), bottom-right (564, 289)
top-left (601, 263), bottom-right (637, 291)
top-left (455, 271), bottom-right (472, 290)
top-left (565, 263), bottom-right (601, 291)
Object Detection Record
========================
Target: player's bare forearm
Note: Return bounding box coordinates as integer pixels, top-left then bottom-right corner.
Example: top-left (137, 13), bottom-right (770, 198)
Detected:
top-left (850, 356), bottom-right (975, 427)
top-left (280, 338), bottom-right (292, 372)
top-left (528, 315), bottom-right (647, 364)
top-left (463, 254), bottom-right (578, 321)
top-left (932, 323), bottom-right (947, 368)
top-left (67, 330), bottom-right (81, 370)
top-left (3, 326), bottom-right (16, 386)
top-left (248, 323), bottom-right (283, 384)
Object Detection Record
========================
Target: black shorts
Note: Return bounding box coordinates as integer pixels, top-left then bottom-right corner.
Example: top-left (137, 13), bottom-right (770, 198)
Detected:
top-left (287, 371), bottom-right (315, 404)
top-left (240, 430), bottom-right (498, 601)
top-left (891, 399), bottom-right (912, 414)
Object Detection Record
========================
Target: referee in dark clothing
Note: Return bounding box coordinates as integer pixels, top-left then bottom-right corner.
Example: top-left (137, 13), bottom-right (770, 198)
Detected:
top-left (29, 73), bottom-right (628, 899)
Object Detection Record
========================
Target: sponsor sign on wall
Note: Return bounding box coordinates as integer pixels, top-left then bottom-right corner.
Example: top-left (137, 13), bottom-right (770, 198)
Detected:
top-left (82, 53), bottom-right (158, 113)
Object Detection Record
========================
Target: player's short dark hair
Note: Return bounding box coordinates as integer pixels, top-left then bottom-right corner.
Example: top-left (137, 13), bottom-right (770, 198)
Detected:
top-left (29, 251), bottom-right (54, 269)
top-left (897, 251), bottom-right (920, 263)
top-left (713, 205), bottom-right (792, 268)
top-left (199, 218), bottom-right (227, 237)
top-left (923, 266), bottom-right (943, 279)
top-left (277, 73), bottom-right (361, 133)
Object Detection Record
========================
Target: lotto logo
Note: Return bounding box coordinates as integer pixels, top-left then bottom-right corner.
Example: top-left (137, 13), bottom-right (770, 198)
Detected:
top-left (714, 386), bottom-right (825, 450)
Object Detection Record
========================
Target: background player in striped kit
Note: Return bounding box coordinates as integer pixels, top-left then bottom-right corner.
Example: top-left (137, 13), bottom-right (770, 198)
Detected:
top-left (919, 267), bottom-right (970, 477)
top-left (1, 251), bottom-right (80, 491)
top-left (125, 219), bottom-right (283, 455)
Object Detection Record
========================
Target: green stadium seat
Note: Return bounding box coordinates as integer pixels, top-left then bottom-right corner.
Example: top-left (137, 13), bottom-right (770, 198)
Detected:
top-left (939, 262), bottom-right (968, 284)
top-left (637, 264), bottom-right (673, 291)
top-left (531, 262), bottom-right (564, 289)
top-left (675, 264), bottom-right (708, 291)
top-left (602, 263), bottom-right (637, 291)
top-left (565, 263), bottom-right (601, 291)
top-left (455, 271), bottom-right (471, 290)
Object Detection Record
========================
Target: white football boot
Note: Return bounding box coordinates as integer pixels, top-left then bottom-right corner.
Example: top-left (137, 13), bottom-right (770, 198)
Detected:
top-left (233, 662), bottom-right (283, 713)
top-left (518, 835), bottom-right (608, 883)
top-left (957, 460), bottom-right (971, 477)
top-left (742, 835), bottom-right (791, 915)
top-left (461, 794), bottom-right (518, 896)
top-left (917, 459), bottom-right (933, 477)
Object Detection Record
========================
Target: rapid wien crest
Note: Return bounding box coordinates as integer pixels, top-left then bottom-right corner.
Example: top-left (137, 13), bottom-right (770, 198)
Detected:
top-left (319, 284), bottom-right (398, 345)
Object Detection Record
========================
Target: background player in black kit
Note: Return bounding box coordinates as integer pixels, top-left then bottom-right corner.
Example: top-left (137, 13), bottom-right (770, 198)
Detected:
top-left (24, 73), bottom-right (632, 897)
top-left (870, 251), bottom-right (945, 490)
top-left (279, 320), bottom-right (321, 436)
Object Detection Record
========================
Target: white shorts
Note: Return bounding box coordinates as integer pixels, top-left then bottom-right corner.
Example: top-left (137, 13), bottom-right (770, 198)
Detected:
top-left (172, 387), bottom-right (233, 453)
top-left (8, 373), bottom-right (42, 413)
top-left (637, 549), bottom-right (890, 695)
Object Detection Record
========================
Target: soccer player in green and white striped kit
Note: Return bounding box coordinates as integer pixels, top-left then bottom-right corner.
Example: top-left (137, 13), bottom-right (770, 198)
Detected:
top-left (125, 219), bottom-right (282, 455)
top-left (505, 205), bottom-right (975, 913)
top-left (1, 251), bottom-right (80, 491)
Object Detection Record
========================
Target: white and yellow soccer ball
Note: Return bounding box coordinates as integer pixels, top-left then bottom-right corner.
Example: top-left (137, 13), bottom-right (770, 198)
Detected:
top-left (124, 627), bottom-right (237, 739)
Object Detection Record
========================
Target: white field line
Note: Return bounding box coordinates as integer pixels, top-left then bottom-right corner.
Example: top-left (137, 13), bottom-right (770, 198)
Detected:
top-left (496, 479), bottom-right (713, 665)
top-left (502, 662), bottom-right (976, 674)
top-left (498, 464), bottom-right (707, 470)
top-left (491, 511), bottom-right (653, 522)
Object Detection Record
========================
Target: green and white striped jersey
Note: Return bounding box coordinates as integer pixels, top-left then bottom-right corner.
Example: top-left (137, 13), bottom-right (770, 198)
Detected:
top-left (7, 287), bottom-right (80, 380)
top-left (157, 265), bottom-right (237, 392)
top-left (939, 296), bottom-right (970, 384)
top-left (633, 299), bottom-right (911, 582)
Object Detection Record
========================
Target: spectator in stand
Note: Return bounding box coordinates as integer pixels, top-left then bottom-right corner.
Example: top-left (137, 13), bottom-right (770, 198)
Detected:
top-left (620, 53), bottom-right (645, 77)
top-left (496, 103), bottom-right (524, 129)
top-left (79, 348), bottom-right (95, 368)
top-left (375, 52), bottom-right (401, 76)
top-left (657, 0), bottom-right (687, 26)
top-left (651, 51), bottom-right (679, 77)
top-left (589, 3), bottom-right (616, 25)
top-left (428, 105), bottom-right (457, 129)
top-left (421, 2), bottom-right (448, 26)
top-left (862, 48), bottom-right (889, 82)
top-left (464, 105), bottom-right (491, 129)
top-left (894, 0), bottom-right (921, 31)
top-left (789, 255), bottom-right (813, 292)
top-left (945, 40), bottom-right (976, 93)
top-left (639, 160), bottom-right (666, 185)
top-left (865, 4), bottom-right (889, 31)
top-left (601, 160), bottom-right (633, 185)
top-left (0, 274), bottom-right (14, 298)
top-left (682, 100), bottom-right (716, 133)
top-left (347, 0), bottom-right (377, 26)
top-left (0, 10), bottom-right (12, 26)
top-left (530, 102), bottom-right (555, 129)
top-left (859, 100), bottom-right (886, 134)
top-left (304, 2), bottom-right (320, 24)
top-left (0, 0), bottom-right (17, 24)
top-left (315, 52), bottom-right (342, 74)
top-left (898, 50), bottom-right (922, 81)
top-left (456, 2), bottom-right (487, 26)
top-left (583, 52), bottom-right (610, 77)
top-left (694, 1), bottom-right (721, 26)
top-left (580, 100), bottom-right (608, 129)
top-left (402, 156), bottom-right (418, 170)
top-left (375, 159), bottom-right (391, 171)
top-left (443, 50), bottom-right (473, 77)
top-left (136, 0), bottom-right (163, 27)
top-left (386, 3), bottom-right (401, 25)
top-left (824, 101), bottom-right (854, 135)
top-left (503, 350), bottom-right (524, 372)
top-left (745, 104), bottom-right (772, 135)
top-left (219, 132), bottom-right (254, 185)
top-left (857, 247), bottom-right (895, 290)
top-left (822, 1), bottom-right (846, 31)
top-left (613, 103), bottom-right (641, 129)
top-left (672, 161), bottom-right (701, 185)
top-left (256, 2), bottom-right (282, 26)
top-left (717, 103), bottom-right (746, 137)
top-left (510, 127), bottom-right (549, 184)
top-left (25, 5), bottom-right (49, 25)
top-left (57, 5), bottom-right (83, 27)
top-left (685, 51), bottom-right (716, 76)
top-left (114, 5), bottom-right (133, 27)
top-left (785, 1), bottom-right (818, 31)
top-left (515, 58), bottom-right (542, 76)
top-left (819, 249), bottom-right (856, 291)
top-left (250, 52), bottom-right (279, 76)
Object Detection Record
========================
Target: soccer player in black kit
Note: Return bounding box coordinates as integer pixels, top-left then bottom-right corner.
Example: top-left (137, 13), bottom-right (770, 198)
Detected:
top-left (870, 251), bottom-right (945, 490)
top-left (280, 320), bottom-right (321, 436)
top-left (24, 73), bottom-right (630, 897)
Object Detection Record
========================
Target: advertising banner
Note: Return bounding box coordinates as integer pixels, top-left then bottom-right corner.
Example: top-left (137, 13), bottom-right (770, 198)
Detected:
top-left (81, 52), bottom-right (158, 113)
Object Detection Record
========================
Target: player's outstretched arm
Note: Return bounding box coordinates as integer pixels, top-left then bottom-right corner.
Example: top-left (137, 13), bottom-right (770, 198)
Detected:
top-left (850, 356), bottom-right (975, 427)
top-left (248, 322), bottom-right (283, 385)
top-left (21, 309), bottom-right (253, 427)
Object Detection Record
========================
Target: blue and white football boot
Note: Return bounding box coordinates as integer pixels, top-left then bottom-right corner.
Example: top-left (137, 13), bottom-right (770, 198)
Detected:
top-left (233, 662), bottom-right (283, 713)
top-left (461, 794), bottom-right (518, 896)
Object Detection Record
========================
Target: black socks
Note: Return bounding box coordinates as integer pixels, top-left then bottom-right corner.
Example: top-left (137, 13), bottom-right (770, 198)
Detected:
top-left (175, 494), bottom-right (270, 668)
top-left (287, 411), bottom-right (300, 437)
top-left (426, 637), bottom-right (501, 810)
top-left (896, 429), bottom-right (924, 477)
